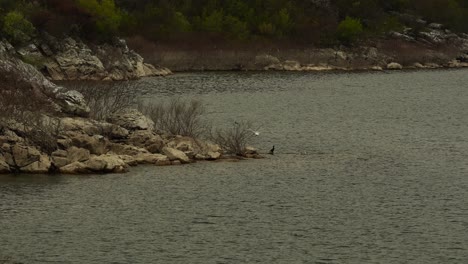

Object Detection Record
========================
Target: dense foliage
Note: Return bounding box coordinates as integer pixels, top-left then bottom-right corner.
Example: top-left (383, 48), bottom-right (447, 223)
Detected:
top-left (1, 0), bottom-right (468, 45)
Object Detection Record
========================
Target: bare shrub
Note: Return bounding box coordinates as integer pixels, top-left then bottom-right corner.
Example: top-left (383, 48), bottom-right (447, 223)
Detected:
top-left (0, 66), bottom-right (62, 154)
top-left (137, 98), bottom-right (210, 138)
top-left (21, 115), bottom-right (63, 154)
top-left (68, 81), bottom-right (137, 121)
top-left (210, 121), bottom-right (255, 156)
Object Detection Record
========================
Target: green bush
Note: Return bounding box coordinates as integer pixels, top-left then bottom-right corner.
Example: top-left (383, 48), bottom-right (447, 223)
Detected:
top-left (337, 16), bottom-right (363, 44)
top-left (77, 0), bottom-right (122, 38)
top-left (223, 15), bottom-right (249, 39)
top-left (2, 11), bottom-right (35, 44)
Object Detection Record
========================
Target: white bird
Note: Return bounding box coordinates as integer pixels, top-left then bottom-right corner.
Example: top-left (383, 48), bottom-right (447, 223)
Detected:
top-left (248, 128), bottom-right (261, 136)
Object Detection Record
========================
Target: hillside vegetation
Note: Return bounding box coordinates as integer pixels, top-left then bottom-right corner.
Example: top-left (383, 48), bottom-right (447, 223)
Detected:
top-left (1, 0), bottom-right (468, 46)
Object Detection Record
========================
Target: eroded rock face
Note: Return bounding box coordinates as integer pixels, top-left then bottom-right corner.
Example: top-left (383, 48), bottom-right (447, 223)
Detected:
top-left (38, 36), bottom-right (171, 81)
top-left (0, 40), bottom-right (90, 117)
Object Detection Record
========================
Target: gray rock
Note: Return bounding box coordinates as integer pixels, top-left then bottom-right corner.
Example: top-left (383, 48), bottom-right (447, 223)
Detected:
top-left (127, 130), bottom-right (164, 153)
top-left (428, 23), bottom-right (443, 29)
top-left (283, 60), bottom-right (302, 71)
top-left (107, 109), bottom-right (154, 131)
top-left (162, 147), bottom-right (190, 163)
top-left (255, 54), bottom-right (280, 67)
top-left (7, 145), bottom-right (52, 173)
top-left (56, 90), bottom-right (90, 117)
top-left (52, 156), bottom-right (69, 168)
top-left (207, 151), bottom-right (221, 160)
top-left (60, 162), bottom-right (90, 174)
top-left (20, 155), bottom-right (52, 173)
top-left (85, 155), bottom-right (128, 173)
top-left (0, 155), bottom-right (11, 173)
top-left (67, 146), bottom-right (91, 163)
top-left (387, 62), bottom-right (403, 70)
top-left (69, 133), bottom-right (108, 155)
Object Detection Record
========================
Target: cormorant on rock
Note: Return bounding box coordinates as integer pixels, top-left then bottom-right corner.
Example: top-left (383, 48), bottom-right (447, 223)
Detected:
top-left (269, 145), bottom-right (275, 155)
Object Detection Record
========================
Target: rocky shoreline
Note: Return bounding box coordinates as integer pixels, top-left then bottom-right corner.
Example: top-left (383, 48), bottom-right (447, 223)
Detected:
top-left (0, 40), bottom-right (258, 175)
top-left (139, 23), bottom-right (468, 72)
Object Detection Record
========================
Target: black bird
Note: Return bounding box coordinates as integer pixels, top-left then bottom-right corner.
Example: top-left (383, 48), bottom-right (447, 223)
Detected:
top-left (269, 145), bottom-right (275, 155)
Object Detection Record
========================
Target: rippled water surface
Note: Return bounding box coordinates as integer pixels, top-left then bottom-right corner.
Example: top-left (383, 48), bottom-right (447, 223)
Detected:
top-left (2, 70), bottom-right (468, 263)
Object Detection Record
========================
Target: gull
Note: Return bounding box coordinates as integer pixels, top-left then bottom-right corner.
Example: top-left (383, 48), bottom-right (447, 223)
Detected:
top-left (248, 128), bottom-right (261, 136)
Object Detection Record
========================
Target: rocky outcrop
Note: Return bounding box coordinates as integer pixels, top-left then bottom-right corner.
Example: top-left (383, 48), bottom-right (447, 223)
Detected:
top-left (20, 35), bottom-right (171, 81)
top-left (0, 40), bottom-right (90, 116)
top-left (0, 108), bottom-right (226, 174)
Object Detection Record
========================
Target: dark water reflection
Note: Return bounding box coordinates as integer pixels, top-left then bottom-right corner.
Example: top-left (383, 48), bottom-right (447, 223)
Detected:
top-left (2, 70), bottom-right (468, 263)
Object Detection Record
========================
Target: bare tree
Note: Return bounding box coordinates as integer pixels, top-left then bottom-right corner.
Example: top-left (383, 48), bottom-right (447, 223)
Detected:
top-left (138, 98), bottom-right (211, 138)
top-left (68, 81), bottom-right (137, 121)
top-left (211, 121), bottom-right (255, 156)
top-left (0, 69), bottom-right (62, 154)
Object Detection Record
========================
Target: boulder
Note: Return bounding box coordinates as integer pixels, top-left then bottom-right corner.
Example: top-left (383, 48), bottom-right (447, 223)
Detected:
top-left (68, 133), bottom-right (108, 155)
top-left (85, 155), bottom-right (128, 173)
top-left (20, 155), bottom-right (52, 174)
top-left (254, 54), bottom-right (280, 68)
top-left (424, 63), bottom-right (440, 69)
top-left (386, 62), bottom-right (403, 70)
top-left (303, 65), bottom-right (334, 71)
top-left (107, 109), bottom-right (154, 131)
top-left (0, 155), bottom-right (11, 173)
top-left (207, 151), bottom-right (221, 160)
top-left (11, 145), bottom-right (42, 168)
top-left (283, 60), bottom-right (302, 71)
top-left (118, 155), bottom-right (139, 166)
top-left (245, 146), bottom-right (259, 155)
top-left (67, 147), bottom-right (91, 163)
top-left (133, 153), bottom-right (170, 165)
top-left (52, 156), bottom-right (69, 168)
top-left (127, 130), bottom-right (164, 153)
top-left (162, 147), bottom-right (190, 163)
top-left (60, 162), bottom-right (90, 174)
top-left (6, 145), bottom-right (52, 173)
top-left (55, 90), bottom-right (91, 117)
top-left (108, 143), bottom-right (149, 156)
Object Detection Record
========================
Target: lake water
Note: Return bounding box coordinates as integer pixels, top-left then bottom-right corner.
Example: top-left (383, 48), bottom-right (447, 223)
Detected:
top-left (1, 70), bottom-right (468, 263)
